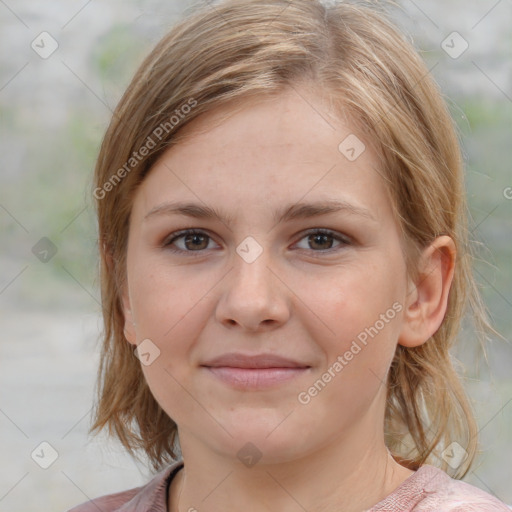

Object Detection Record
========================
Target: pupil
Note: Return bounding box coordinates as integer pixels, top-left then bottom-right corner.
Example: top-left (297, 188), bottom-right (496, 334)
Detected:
top-left (187, 234), bottom-right (206, 249)
top-left (311, 234), bottom-right (331, 249)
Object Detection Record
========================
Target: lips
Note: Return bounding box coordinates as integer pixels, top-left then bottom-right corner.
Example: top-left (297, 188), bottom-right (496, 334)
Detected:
top-left (201, 353), bottom-right (310, 369)
top-left (201, 353), bottom-right (311, 390)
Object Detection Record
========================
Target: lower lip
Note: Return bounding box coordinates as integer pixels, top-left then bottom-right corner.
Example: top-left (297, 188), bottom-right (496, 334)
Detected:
top-left (203, 366), bottom-right (310, 390)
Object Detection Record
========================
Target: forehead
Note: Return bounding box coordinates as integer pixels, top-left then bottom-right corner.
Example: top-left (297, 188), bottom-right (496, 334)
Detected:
top-left (132, 87), bottom-right (392, 224)
top-left (172, 87), bottom-right (356, 158)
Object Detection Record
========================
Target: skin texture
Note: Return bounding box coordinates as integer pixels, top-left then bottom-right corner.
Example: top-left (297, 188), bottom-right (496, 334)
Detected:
top-left (122, 86), bottom-right (456, 512)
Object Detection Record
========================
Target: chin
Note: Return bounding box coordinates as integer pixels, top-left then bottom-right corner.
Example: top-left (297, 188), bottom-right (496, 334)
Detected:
top-left (207, 413), bottom-right (312, 464)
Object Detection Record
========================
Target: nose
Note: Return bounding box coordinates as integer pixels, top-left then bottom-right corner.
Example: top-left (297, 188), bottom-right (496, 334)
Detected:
top-left (215, 247), bottom-right (291, 332)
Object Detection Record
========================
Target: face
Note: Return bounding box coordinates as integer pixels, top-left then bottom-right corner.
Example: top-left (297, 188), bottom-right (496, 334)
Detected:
top-left (122, 87), bottom-right (412, 464)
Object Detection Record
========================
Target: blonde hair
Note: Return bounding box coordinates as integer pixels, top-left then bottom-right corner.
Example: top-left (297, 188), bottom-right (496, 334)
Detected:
top-left (90, 0), bottom-right (496, 477)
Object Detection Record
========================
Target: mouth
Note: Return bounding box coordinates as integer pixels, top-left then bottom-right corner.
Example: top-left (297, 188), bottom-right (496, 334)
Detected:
top-left (203, 367), bottom-right (310, 389)
top-left (201, 353), bottom-right (311, 390)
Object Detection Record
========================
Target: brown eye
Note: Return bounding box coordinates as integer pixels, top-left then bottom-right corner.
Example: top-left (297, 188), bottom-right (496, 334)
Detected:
top-left (308, 232), bottom-right (335, 250)
top-left (164, 230), bottom-right (217, 253)
top-left (182, 233), bottom-right (209, 250)
top-left (294, 229), bottom-right (351, 253)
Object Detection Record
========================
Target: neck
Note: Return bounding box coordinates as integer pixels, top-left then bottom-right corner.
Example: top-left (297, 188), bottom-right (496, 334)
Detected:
top-left (168, 430), bottom-right (414, 512)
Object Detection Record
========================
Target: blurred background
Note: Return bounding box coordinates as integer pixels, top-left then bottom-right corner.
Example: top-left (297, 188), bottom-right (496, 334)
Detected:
top-left (0, 0), bottom-right (511, 510)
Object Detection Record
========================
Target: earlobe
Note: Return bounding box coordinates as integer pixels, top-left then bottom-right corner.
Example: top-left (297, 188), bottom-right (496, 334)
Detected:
top-left (103, 242), bottom-right (138, 346)
top-left (398, 236), bottom-right (456, 348)
top-left (121, 286), bottom-right (137, 346)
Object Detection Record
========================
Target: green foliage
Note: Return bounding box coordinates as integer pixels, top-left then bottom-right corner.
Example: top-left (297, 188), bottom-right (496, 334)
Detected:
top-left (91, 24), bottom-right (150, 88)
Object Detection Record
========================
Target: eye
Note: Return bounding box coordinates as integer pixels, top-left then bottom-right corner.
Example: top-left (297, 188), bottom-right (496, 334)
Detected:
top-left (294, 229), bottom-right (351, 253)
top-left (163, 229), bottom-right (218, 253)
top-left (162, 228), bottom-right (351, 255)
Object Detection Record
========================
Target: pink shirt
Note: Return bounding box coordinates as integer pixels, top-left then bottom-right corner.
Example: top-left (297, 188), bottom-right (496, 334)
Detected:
top-left (67, 459), bottom-right (510, 511)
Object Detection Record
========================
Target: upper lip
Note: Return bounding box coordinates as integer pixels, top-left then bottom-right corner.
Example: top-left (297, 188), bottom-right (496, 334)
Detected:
top-left (201, 353), bottom-right (310, 369)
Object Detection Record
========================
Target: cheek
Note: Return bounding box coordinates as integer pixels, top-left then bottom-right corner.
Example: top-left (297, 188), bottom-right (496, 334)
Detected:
top-left (306, 260), bottom-right (402, 335)
top-left (300, 275), bottom-right (403, 425)
top-left (131, 266), bottom-right (210, 421)
top-left (128, 260), bottom-right (215, 369)
top-left (300, 259), bottom-right (404, 389)
top-left (130, 260), bottom-right (199, 334)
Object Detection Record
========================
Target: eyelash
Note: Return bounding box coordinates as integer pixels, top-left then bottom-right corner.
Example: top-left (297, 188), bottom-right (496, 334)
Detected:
top-left (162, 228), bottom-right (352, 257)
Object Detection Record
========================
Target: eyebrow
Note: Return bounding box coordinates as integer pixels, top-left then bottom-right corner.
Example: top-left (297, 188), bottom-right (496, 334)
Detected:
top-left (144, 199), bottom-right (377, 225)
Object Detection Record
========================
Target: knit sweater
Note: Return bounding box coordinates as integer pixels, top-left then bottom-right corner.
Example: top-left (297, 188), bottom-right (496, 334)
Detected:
top-left (67, 459), bottom-right (510, 511)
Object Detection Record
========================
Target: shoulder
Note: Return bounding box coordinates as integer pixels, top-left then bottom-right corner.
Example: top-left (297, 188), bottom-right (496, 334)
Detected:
top-left (415, 466), bottom-right (510, 511)
top-left (370, 465), bottom-right (511, 512)
top-left (66, 486), bottom-right (142, 512)
top-left (66, 460), bottom-right (184, 512)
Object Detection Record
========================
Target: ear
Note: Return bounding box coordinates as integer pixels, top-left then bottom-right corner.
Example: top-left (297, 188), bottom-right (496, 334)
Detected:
top-left (103, 242), bottom-right (137, 346)
top-left (121, 282), bottom-right (137, 346)
top-left (398, 235), bottom-right (456, 348)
